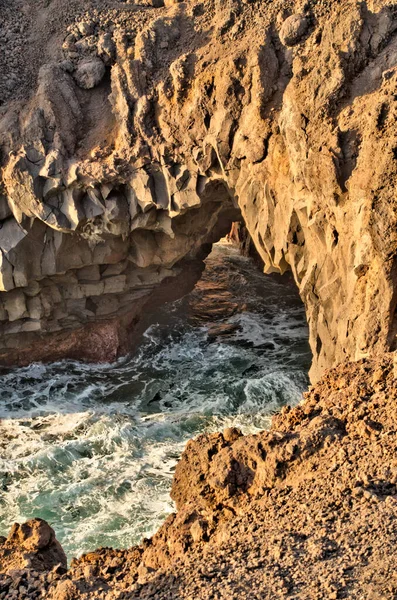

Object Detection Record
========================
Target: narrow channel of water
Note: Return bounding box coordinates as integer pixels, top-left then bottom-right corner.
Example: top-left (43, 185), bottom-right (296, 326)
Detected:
top-left (0, 242), bottom-right (311, 559)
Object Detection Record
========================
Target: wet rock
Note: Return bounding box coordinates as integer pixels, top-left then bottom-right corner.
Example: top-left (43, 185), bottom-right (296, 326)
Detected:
top-left (207, 323), bottom-right (240, 339)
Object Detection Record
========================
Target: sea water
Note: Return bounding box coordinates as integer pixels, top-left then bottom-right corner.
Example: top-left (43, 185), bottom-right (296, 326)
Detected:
top-left (0, 242), bottom-right (311, 559)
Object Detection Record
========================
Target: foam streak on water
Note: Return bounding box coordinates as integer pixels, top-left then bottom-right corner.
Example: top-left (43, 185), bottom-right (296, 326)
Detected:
top-left (0, 243), bottom-right (311, 559)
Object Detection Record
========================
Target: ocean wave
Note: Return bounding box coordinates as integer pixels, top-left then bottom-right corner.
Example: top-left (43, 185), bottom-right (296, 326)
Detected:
top-left (0, 244), bottom-right (311, 558)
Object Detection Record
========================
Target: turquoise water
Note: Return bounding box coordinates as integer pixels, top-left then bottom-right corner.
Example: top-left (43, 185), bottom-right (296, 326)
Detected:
top-left (0, 243), bottom-right (311, 559)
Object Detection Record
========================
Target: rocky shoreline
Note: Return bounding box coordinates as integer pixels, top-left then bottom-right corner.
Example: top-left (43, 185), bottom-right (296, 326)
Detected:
top-left (2, 0), bottom-right (397, 597)
top-left (1, 352), bottom-right (397, 598)
top-left (1, 0), bottom-right (397, 380)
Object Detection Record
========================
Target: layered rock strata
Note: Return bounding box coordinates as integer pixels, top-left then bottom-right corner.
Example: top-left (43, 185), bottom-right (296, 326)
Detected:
top-left (1, 353), bottom-right (397, 598)
top-left (1, 0), bottom-right (397, 378)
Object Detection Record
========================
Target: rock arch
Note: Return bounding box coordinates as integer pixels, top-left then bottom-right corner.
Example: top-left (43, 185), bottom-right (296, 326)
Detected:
top-left (1, 0), bottom-right (397, 381)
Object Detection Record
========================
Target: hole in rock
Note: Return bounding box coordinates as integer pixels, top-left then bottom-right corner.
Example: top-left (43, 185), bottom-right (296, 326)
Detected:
top-left (0, 219), bottom-right (311, 561)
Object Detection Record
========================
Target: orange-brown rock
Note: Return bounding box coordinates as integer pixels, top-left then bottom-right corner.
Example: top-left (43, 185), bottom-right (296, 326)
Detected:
top-left (1, 0), bottom-right (397, 380)
top-left (0, 518), bottom-right (66, 574)
top-left (2, 353), bottom-right (397, 598)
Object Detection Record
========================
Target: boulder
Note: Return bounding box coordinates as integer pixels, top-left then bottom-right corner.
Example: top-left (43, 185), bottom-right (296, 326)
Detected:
top-left (73, 57), bottom-right (105, 89)
top-left (1, 519), bottom-right (67, 574)
top-left (97, 32), bottom-right (115, 65)
top-left (279, 14), bottom-right (308, 46)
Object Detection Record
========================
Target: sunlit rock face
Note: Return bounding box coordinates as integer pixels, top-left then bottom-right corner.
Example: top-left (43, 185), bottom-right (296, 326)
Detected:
top-left (1, 0), bottom-right (397, 380)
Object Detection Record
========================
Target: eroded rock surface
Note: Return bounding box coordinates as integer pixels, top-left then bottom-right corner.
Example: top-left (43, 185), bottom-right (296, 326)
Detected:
top-left (0, 519), bottom-right (67, 599)
top-left (2, 353), bottom-right (397, 598)
top-left (0, 0), bottom-right (397, 378)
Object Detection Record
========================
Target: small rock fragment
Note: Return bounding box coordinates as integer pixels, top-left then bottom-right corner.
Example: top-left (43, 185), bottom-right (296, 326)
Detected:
top-left (223, 427), bottom-right (243, 443)
top-left (77, 21), bottom-right (94, 36)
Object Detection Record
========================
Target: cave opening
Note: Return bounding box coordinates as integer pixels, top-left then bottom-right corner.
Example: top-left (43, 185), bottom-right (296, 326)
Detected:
top-left (132, 210), bottom-right (311, 380)
top-left (0, 215), bottom-right (312, 561)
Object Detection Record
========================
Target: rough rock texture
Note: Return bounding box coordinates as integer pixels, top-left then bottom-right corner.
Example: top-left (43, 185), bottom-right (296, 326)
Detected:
top-left (73, 58), bottom-right (106, 89)
top-left (1, 0), bottom-right (397, 379)
top-left (2, 353), bottom-right (397, 598)
top-left (0, 519), bottom-right (67, 599)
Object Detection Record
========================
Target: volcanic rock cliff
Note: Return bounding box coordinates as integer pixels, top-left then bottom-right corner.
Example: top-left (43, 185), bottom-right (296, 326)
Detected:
top-left (2, 1), bottom-right (397, 598)
top-left (1, 0), bottom-right (397, 380)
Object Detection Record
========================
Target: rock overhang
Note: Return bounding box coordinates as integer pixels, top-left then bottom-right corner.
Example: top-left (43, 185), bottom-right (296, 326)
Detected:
top-left (0, 0), bottom-right (396, 381)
